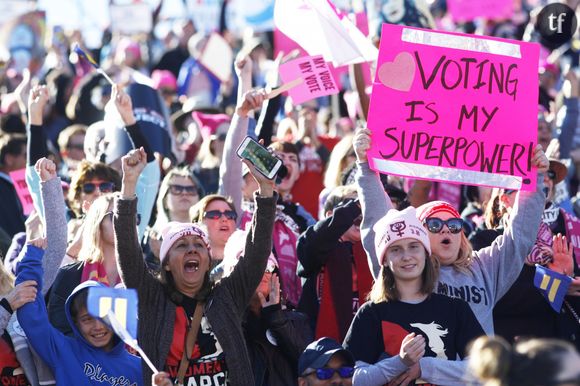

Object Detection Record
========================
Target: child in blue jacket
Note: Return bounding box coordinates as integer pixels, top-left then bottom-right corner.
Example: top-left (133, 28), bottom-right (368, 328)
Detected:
top-left (16, 241), bottom-right (143, 386)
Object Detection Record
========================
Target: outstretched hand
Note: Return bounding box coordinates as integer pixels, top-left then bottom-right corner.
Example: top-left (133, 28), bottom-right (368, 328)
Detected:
top-left (353, 127), bottom-right (372, 163)
top-left (548, 233), bottom-right (574, 276)
top-left (35, 157), bottom-right (57, 182)
top-left (532, 144), bottom-right (549, 174)
top-left (28, 85), bottom-right (49, 126)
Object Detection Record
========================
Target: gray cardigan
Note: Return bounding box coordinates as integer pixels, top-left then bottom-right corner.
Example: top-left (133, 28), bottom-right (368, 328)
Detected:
top-left (114, 192), bottom-right (276, 386)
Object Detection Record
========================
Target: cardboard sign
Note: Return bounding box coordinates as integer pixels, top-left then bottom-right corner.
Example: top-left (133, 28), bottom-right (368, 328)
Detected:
top-left (9, 169), bottom-right (33, 215)
top-left (110, 3), bottom-right (153, 34)
top-left (199, 33), bottom-right (233, 83)
top-left (447, 0), bottom-right (513, 22)
top-left (87, 287), bottom-right (138, 341)
top-left (367, 24), bottom-right (539, 191)
top-left (279, 55), bottom-right (339, 104)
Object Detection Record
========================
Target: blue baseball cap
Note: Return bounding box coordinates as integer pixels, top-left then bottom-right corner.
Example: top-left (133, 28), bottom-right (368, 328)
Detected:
top-left (298, 337), bottom-right (355, 376)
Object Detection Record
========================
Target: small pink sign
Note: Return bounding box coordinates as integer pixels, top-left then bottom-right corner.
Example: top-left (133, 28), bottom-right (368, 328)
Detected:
top-left (279, 55), bottom-right (339, 104)
top-left (9, 168), bottom-right (34, 215)
top-left (447, 0), bottom-right (513, 22)
top-left (367, 24), bottom-right (539, 191)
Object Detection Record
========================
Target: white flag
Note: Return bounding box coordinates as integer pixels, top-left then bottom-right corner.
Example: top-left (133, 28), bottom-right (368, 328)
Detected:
top-left (274, 0), bottom-right (378, 66)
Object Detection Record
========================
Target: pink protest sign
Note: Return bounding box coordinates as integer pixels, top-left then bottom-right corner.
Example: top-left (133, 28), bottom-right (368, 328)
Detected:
top-left (274, 29), bottom-right (306, 59)
top-left (367, 24), bottom-right (539, 191)
top-left (279, 55), bottom-right (339, 104)
top-left (447, 0), bottom-right (513, 22)
top-left (9, 169), bottom-right (34, 215)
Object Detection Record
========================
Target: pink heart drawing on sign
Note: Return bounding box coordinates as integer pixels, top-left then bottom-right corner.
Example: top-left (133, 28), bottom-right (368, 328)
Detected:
top-left (377, 52), bottom-right (416, 91)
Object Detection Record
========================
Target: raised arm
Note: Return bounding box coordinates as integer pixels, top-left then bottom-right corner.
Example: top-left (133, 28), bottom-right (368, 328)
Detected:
top-left (16, 241), bottom-right (63, 368)
top-left (353, 128), bottom-right (393, 279)
top-left (476, 145), bottom-right (548, 302)
top-left (221, 160), bottom-right (276, 317)
top-left (113, 84), bottom-right (161, 240)
top-left (114, 148), bottom-right (161, 294)
top-left (297, 199), bottom-right (361, 277)
top-left (36, 158), bottom-right (67, 293)
top-left (25, 85), bottom-right (50, 219)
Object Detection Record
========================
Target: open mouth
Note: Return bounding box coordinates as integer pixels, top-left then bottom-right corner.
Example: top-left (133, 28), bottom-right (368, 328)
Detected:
top-left (401, 264), bottom-right (416, 269)
top-left (184, 260), bottom-right (200, 272)
top-left (92, 332), bottom-right (108, 339)
top-left (441, 238), bottom-right (451, 245)
top-left (219, 225), bottom-right (230, 232)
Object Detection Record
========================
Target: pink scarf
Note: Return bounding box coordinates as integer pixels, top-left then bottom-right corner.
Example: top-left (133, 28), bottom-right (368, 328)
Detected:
top-left (240, 205), bottom-right (302, 307)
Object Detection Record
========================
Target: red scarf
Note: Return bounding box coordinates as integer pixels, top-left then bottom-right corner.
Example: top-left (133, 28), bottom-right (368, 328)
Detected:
top-left (315, 241), bottom-right (373, 342)
top-left (81, 261), bottom-right (119, 286)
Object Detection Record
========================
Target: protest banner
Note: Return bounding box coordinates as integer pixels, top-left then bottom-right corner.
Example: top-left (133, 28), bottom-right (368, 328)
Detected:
top-left (109, 3), bottom-right (153, 34)
top-left (447, 0), bottom-right (513, 22)
top-left (367, 24), bottom-right (539, 191)
top-left (198, 33), bottom-right (233, 83)
top-left (279, 55), bottom-right (339, 104)
top-left (9, 169), bottom-right (34, 215)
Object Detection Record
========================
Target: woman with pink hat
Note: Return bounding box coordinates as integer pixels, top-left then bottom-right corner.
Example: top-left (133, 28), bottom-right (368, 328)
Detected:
top-left (344, 206), bottom-right (484, 385)
top-left (112, 147), bottom-right (277, 386)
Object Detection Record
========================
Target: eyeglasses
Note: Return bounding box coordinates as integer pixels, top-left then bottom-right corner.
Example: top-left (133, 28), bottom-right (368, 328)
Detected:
top-left (204, 210), bottom-right (237, 221)
top-left (547, 170), bottom-right (556, 180)
top-left (168, 184), bottom-right (198, 196)
top-left (424, 217), bottom-right (464, 234)
top-left (82, 182), bottom-right (115, 194)
top-left (103, 211), bottom-right (141, 226)
top-left (303, 367), bottom-right (354, 380)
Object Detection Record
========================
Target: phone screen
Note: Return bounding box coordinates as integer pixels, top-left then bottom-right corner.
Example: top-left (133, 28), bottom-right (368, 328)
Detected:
top-left (239, 139), bottom-right (280, 177)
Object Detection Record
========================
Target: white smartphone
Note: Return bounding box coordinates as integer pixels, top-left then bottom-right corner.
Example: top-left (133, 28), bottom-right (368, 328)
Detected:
top-left (236, 136), bottom-right (283, 180)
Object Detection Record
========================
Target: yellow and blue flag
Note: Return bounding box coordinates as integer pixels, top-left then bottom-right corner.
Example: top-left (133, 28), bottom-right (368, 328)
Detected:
top-left (73, 45), bottom-right (99, 69)
top-left (534, 264), bottom-right (572, 312)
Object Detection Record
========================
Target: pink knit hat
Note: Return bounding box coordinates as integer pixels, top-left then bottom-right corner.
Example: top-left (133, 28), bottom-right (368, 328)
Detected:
top-left (416, 201), bottom-right (461, 222)
top-left (159, 222), bottom-right (210, 264)
top-left (191, 111), bottom-right (230, 140)
top-left (373, 207), bottom-right (431, 265)
top-left (151, 69), bottom-right (177, 91)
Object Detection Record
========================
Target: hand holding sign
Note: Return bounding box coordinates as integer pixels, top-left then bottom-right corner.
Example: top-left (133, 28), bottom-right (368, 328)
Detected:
top-left (353, 127), bottom-right (372, 163)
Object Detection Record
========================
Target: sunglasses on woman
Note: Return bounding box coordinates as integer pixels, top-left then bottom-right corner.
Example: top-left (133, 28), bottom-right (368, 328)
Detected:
top-left (204, 210), bottom-right (237, 221)
top-left (303, 366), bottom-right (354, 380)
top-left (82, 182), bottom-right (115, 194)
top-left (168, 184), bottom-right (198, 196)
top-left (424, 217), bottom-right (464, 234)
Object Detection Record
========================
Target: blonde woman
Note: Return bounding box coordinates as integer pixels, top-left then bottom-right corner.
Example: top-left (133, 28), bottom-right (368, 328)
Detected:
top-left (47, 193), bottom-right (122, 336)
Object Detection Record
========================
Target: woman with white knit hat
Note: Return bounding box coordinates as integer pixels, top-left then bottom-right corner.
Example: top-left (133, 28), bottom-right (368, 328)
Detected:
top-left (343, 206), bottom-right (483, 386)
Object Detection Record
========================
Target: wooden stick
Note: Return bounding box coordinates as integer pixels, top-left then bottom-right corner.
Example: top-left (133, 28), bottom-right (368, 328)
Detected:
top-left (266, 78), bottom-right (303, 99)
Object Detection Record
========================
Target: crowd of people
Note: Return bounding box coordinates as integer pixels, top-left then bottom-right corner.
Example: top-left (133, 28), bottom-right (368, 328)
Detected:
top-left (1, 0), bottom-right (580, 385)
